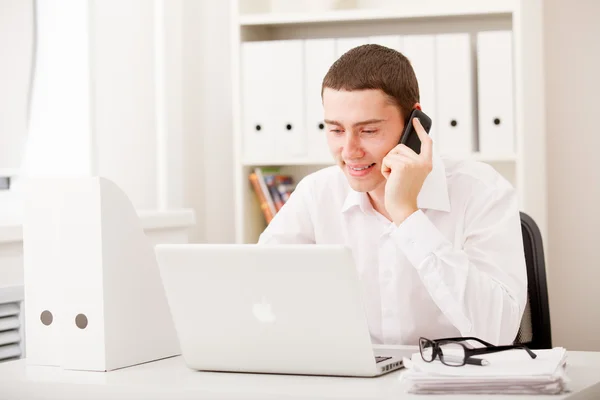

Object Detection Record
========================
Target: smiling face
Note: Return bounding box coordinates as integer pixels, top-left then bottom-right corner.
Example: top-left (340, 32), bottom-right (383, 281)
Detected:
top-left (323, 88), bottom-right (405, 193)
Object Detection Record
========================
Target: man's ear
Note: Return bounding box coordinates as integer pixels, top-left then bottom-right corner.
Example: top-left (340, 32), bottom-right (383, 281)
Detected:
top-left (414, 102), bottom-right (422, 111)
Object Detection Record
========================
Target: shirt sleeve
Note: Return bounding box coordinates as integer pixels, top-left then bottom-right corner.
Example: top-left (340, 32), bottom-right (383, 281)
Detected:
top-left (257, 177), bottom-right (315, 244)
top-left (390, 182), bottom-right (528, 346)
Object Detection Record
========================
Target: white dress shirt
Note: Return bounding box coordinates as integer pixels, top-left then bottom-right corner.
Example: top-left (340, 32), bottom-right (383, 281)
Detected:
top-left (258, 153), bottom-right (528, 346)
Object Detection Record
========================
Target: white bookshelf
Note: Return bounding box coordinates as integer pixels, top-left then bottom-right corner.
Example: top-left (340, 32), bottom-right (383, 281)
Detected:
top-left (238, 1), bottom-right (515, 27)
top-left (230, 0), bottom-right (546, 244)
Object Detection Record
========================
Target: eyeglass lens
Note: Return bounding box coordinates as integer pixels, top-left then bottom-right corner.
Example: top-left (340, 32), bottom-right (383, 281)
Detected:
top-left (438, 342), bottom-right (466, 366)
top-left (420, 338), bottom-right (434, 361)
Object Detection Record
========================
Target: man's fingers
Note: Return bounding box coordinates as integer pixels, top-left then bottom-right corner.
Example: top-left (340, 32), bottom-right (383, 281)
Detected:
top-left (390, 144), bottom-right (420, 161)
top-left (413, 117), bottom-right (433, 159)
top-left (381, 153), bottom-right (417, 175)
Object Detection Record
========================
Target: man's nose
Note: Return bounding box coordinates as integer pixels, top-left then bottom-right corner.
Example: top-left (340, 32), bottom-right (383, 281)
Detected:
top-left (341, 135), bottom-right (364, 160)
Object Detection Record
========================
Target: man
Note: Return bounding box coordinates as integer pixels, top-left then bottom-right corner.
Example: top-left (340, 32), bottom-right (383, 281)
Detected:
top-left (258, 44), bottom-right (527, 347)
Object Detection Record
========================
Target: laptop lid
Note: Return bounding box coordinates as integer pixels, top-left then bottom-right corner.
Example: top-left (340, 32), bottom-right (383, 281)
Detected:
top-left (156, 244), bottom-right (380, 376)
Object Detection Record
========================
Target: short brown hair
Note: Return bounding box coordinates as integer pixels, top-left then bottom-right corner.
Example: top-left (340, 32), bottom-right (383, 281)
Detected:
top-left (321, 44), bottom-right (419, 121)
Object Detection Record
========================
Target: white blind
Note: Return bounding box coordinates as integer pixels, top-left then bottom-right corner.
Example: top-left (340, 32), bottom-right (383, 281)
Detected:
top-left (0, 301), bottom-right (22, 362)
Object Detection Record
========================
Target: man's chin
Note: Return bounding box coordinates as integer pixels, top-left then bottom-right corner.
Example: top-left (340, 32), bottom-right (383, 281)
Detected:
top-left (345, 176), bottom-right (379, 193)
top-left (337, 163), bottom-right (383, 192)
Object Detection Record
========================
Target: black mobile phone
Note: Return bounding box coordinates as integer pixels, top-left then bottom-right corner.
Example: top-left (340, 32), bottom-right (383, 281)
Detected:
top-left (400, 109), bottom-right (433, 154)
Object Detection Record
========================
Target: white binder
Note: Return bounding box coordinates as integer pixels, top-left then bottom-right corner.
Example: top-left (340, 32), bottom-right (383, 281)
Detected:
top-left (241, 41), bottom-right (277, 162)
top-left (403, 35), bottom-right (437, 141)
top-left (336, 37), bottom-right (369, 58)
top-left (270, 40), bottom-right (306, 161)
top-left (435, 33), bottom-right (475, 156)
top-left (305, 38), bottom-right (337, 163)
top-left (22, 177), bottom-right (183, 372)
top-left (477, 30), bottom-right (515, 155)
top-left (242, 40), bottom-right (306, 162)
top-left (368, 35), bottom-right (403, 51)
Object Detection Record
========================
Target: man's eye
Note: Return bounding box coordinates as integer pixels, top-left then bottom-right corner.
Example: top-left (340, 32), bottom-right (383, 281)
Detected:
top-left (362, 130), bottom-right (377, 134)
top-left (330, 129), bottom-right (343, 134)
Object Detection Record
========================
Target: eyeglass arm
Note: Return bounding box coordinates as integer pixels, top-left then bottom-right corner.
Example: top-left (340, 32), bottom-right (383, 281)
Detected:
top-left (467, 344), bottom-right (537, 359)
top-left (432, 336), bottom-right (495, 348)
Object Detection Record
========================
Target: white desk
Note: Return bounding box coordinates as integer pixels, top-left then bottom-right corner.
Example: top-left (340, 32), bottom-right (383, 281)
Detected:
top-left (1, 346), bottom-right (600, 400)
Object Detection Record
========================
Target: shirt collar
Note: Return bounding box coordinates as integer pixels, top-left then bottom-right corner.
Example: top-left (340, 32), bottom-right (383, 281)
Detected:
top-left (341, 150), bottom-right (451, 214)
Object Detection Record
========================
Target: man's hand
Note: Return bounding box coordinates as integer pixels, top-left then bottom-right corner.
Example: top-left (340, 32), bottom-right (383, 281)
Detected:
top-left (381, 118), bottom-right (433, 226)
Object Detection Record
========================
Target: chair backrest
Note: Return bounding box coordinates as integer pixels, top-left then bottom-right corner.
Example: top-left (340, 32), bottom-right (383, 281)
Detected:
top-left (514, 212), bottom-right (552, 349)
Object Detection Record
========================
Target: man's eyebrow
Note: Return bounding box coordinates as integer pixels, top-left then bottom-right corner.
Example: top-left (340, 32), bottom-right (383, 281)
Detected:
top-left (324, 119), bottom-right (386, 127)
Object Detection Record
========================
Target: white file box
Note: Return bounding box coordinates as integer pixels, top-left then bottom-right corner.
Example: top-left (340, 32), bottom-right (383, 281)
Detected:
top-left (22, 177), bottom-right (181, 371)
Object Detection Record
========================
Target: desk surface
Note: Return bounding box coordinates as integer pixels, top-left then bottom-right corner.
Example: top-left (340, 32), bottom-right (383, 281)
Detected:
top-left (1, 346), bottom-right (600, 400)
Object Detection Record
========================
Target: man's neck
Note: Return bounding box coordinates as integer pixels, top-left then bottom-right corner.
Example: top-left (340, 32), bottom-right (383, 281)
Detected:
top-left (367, 184), bottom-right (393, 221)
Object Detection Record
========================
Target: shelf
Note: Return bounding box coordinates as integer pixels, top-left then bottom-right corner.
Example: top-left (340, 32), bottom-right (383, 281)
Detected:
top-left (239, 0), bottom-right (515, 27)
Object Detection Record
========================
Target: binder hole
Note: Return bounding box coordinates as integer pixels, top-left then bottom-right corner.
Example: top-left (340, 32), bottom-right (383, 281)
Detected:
top-left (75, 314), bottom-right (88, 329)
top-left (450, 120), bottom-right (458, 127)
top-left (40, 310), bottom-right (53, 326)
top-left (318, 123), bottom-right (324, 130)
top-left (494, 118), bottom-right (501, 125)
top-left (255, 124), bottom-right (261, 131)
top-left (286, 124), bottom-right (292, 131)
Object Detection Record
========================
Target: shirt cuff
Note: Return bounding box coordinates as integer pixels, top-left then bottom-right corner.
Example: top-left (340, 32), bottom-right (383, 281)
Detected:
top-left (390, 210), bottom-right (448, 269)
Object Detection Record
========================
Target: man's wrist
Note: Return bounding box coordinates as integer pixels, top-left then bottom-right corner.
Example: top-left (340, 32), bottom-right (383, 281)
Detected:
top-left (391, 205), bottom-right (419, 226)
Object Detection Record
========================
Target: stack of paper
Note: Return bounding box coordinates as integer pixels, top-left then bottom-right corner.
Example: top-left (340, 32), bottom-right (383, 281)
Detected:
top-left (400, 347), bottom-right (569, 395)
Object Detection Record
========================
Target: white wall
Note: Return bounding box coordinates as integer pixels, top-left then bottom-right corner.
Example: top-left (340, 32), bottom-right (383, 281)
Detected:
top-left (92, 0), bottom-right (159, 210)
top-left (0, 0), bottom-right (202, 288)
top-left (181, 0), bottom-right (235, 243)
top-left (0, 0), bottom-right (32, 172)
top-left (545, 0), bottom-right (600, 351)
top-left (0, 0), bottom-right (196, 216)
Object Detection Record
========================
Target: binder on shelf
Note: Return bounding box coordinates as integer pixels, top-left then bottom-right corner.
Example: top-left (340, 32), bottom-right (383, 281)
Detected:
top-left (305, 38), bottom-right (337, 163)
top-left (477, 30), bottom-right (515, 155)
top-left (242, 40), bottom-right (306, 163)
top-left (241, 41), bottom-right (277, 162)
top-left (402, 35), bottom-right (437, 142)
top-left (434, 33), bottom-right (475, 156)
top-left (269, 40), bottom-right (307, 160)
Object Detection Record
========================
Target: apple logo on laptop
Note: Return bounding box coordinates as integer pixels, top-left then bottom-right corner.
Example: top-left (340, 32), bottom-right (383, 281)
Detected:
top-left (253, 296), bottom-right (276, 323)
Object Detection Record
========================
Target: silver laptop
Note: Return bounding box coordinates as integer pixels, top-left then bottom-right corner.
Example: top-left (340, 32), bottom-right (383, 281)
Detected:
top-left (155, 244), bottom-right (407, 377)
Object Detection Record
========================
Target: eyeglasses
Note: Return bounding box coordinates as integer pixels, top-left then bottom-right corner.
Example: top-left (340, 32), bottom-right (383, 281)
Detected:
top-left (419, 336), bottom-right (537, 367)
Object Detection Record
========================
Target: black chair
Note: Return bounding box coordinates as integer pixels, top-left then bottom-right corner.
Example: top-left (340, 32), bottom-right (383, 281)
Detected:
top-left (513, 212), bottom-right (552, 349)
